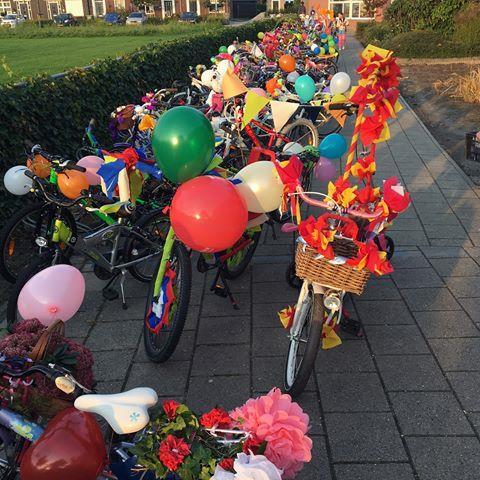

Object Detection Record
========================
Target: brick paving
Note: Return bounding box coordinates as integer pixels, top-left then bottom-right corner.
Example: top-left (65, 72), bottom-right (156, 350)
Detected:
top-left (22, 35), bottom-right (480, 478)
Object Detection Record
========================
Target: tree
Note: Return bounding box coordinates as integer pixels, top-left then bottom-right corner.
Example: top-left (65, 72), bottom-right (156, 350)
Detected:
top-left (362, 0), bottom-right (388, 17)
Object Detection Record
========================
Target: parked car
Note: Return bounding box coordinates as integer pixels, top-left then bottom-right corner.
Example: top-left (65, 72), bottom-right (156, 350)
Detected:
top-left (53, 13), bottom-right (77, 26)
top-left (104, 12), bottom-right (123, 25)
top-left (126, 12), bottom-right (147, 25)
top-left (1, 14), bottom-right (26, 27)
top-left (179, 11), bottom-right (198, 23)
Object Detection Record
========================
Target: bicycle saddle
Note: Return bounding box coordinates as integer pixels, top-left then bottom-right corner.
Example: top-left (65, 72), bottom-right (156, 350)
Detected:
top-left (74, 387), bottom-right (158, 434)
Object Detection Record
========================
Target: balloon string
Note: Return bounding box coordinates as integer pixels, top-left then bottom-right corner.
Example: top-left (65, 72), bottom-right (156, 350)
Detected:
top-left (343, 106), bottom-right (364, 181)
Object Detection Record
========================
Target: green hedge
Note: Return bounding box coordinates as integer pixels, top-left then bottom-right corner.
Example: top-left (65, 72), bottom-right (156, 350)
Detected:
top-left (0, 19), bottom-right (277, 222)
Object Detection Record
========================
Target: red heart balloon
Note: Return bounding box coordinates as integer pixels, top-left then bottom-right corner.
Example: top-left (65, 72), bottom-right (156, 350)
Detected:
top-left (20, 408), bottom-right (107, 480)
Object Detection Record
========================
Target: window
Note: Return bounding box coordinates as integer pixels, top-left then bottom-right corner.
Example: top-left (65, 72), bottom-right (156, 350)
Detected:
top-left (163, 0), bottom-right (173, 15)
top-left (188, 0), bottom-right (196, 12)
top-left (328, 1), bottom-right (373, 19)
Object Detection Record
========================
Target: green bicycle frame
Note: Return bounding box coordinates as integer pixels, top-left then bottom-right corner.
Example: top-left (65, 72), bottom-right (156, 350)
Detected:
top-left (153, 226), bottom-right (176, 297)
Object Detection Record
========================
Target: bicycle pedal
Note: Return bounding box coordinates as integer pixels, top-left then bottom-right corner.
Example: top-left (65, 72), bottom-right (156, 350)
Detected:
top-left (102, 287), bottom-right (119, 301)
top-left (212, 284), bottom-right (228, 298)
top-left (340, 317), bottom-right (363, 337)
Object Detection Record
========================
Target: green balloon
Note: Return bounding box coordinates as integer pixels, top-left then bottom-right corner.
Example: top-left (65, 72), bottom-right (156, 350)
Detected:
top-left (210, 56), bottom-right (216, 63)
top-left (219, 45), bottom-right (228, 53)
top-left (152, 107), bottom-right (214, 184)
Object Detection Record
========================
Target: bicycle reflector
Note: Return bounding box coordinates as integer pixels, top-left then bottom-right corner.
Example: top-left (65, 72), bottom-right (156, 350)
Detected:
top-left (323, 292), bottom-right (342, 312)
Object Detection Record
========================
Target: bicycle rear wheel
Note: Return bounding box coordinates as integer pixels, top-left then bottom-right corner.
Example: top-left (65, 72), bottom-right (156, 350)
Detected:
top-left (223, 229), bottom-right (262, 279)
top-left (284, 289), bottom-right (323, 397)
top-left (277, 118), bottom-right (320, 149)
top-left (143, 242), bottom-right (191, 363)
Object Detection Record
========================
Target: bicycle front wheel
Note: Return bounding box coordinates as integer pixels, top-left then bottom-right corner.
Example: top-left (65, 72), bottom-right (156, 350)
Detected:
top-left (277, 118), bottom-right (320, 149)
top-left (284, 290), bottom-right (324, 397)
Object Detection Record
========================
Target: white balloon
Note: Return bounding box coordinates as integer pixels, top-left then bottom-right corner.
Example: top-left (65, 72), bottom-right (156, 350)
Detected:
top-left (217, 59), bottom-right (234, 76)
top-left (311, 43), bottom-right (319, 52)
top-left (286, 71), bottom-right (300, 84)
top-left (211, 74), bottom-right (223, 93)
top-left (201, 69), bottom-right (216, 88)
top-left (283, 142), bottom-right (304, 155)
top-left (234, 161), bottom-right (284, 213)
top-left (4, 166), bottom-right (32, 196)
top-left (330, 72), bottom-right (352, 95)
top-left (227, 44), bottom-right (237, 55)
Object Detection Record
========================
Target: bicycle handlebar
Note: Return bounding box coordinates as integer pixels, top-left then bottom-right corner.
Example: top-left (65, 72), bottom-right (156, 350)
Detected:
top-left (30, 145), bottom-right (86, 174)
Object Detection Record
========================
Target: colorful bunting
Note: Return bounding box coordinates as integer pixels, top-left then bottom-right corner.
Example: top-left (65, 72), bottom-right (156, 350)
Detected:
top-left (270, 100), bottom-right (299, 132)
top-left (242, 90), bottom-right (270, 129)
top-left (222, 68), bottom-right (248, 100)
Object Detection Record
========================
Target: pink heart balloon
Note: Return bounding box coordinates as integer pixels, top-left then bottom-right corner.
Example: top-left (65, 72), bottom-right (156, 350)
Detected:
top-left (77, 155), bottom-right (104, 186)
top-left (17, 265), bottom-right (85, 326)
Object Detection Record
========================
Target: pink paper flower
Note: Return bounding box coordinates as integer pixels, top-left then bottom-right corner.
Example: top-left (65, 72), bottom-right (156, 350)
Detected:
top-left (230, 388), bottom-right (312, 479)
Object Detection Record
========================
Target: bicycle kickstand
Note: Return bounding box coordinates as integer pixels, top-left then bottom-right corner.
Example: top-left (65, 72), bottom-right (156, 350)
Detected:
top-left (210, 267), bottom-right (240, 310)
top-left (119, 269), bottom-right (128, 310)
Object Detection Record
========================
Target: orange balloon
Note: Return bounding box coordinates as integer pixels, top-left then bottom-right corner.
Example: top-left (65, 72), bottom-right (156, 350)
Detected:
top-left (266, 78), bottom-right (281, 95)
top-left (57, 170), bottom-right (89, 199)
top-left (278, 54), bottom-right (296, 73)
top-left (27, 154), bottom-right (51, 179)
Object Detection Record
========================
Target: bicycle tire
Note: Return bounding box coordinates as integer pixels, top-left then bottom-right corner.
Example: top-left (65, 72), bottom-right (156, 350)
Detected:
top-left (284, 291), bottom-right (324, 397)
top-left (123, 209), bottom-right (169, 283)
top-left (6, 251), bottom-right (63, 331)
top-left (223, 230), bottom-right (261, 279)
top-left (276, 118), bottom-right (320, 149)
top-left (143, 242), bottom-right (192, 363)
top-left (0, 203), bottom-right (76, 284)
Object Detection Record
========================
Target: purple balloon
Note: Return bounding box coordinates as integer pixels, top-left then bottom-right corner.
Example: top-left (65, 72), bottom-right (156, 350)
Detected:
top-left (322, 86), bottom-right (330, 93)
top-left (314, 157), bottom-right (337, 182)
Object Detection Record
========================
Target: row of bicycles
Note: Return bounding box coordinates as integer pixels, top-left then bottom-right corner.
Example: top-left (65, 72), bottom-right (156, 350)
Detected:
top-left (0, 16), bottom-right (410, 480)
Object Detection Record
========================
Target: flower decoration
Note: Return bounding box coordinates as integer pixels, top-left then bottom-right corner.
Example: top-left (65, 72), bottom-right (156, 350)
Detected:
top-left (200, 408), bottom-right (232, 429)
top-left (327, 177), bottom-right (358, 208)
top-left (347, 241), bottom-right (394, 275)
top-left (298, 215), bottom-right (336, 259)
top-left (382, 177), bottom-right (411, 214)
top-left (163, 400), bottom-right (180, 420)
top-left (158, 435), bottom-right (191, 471)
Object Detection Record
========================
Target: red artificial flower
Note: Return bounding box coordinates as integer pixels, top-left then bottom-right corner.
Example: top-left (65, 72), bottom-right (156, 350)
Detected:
top-left (383, 177), bottom-right (411, 213)
top-left (200, 408), bottom-right (232, 429)
top-left (163, 400), bottom-right (180, 420)
top-left (355, 185), bottom-right (380, 205)
top-left (219, 458), bottom-right (235, 472)
top-left (347, 241), bottom-right (394, 276)
top-left (242, 434), bottom-right (263, 455)
top-left (298, 215), bottom-right (336, 259)
top-left (158, 435), bottom-right (191, 471)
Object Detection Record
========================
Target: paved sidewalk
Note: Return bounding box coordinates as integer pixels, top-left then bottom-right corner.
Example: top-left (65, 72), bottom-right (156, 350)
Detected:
top-left (62, 36), bottom-right (480, 479)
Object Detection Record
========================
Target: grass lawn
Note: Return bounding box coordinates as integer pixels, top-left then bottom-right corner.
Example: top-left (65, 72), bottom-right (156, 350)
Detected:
top-left (0, 25), bottom-right (214, 83)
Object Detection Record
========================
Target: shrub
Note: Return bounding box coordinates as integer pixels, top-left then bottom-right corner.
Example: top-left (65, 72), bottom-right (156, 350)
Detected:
top-left (430, 0), bottom-right (469, 34)
top-left (454, 1), bottom-right (480, 46)
top-left (356, 21), bottom-right (394, 46)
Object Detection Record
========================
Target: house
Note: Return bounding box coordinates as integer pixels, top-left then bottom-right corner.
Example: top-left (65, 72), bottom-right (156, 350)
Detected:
top-left (13, 0), bottom-right (64, 19)
top-left (0, 0), bottom-right (14, 15)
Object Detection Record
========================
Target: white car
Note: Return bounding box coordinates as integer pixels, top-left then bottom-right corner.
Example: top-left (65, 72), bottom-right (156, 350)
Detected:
top-left (126, 12), bottom-right (147, 25)
top-left (1, 14), bottom-right (26, 27)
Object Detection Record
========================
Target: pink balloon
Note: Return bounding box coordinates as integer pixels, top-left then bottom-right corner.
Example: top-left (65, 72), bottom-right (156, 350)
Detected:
top-left (314, 156), bottom-right (337, 182)
top-left (250, 87), bottom-right (268, 98)
top-left (77, 155), bottom-right (104, 185)
top-left (17, 265), bottom-right (85, 326)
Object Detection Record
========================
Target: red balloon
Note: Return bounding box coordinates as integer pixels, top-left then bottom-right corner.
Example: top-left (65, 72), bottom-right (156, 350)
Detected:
top-left (20, 408), bottom-right (107, 480)
top-left (171, 176), bottom-right (248, 253)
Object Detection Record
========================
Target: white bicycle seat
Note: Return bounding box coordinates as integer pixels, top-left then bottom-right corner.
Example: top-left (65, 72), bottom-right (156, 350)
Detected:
top-left (74, 387), bottom-right (158, 434)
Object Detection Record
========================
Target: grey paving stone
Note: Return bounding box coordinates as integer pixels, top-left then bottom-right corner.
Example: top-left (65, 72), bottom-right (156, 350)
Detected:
top-left (197, 316), bottom-right (250, 345)
top-left (392, 268), bottom-right (444, 289)
top-left (204, 270), bottom-right (250, 294)
top-left (315, 340), bottom-right (376, 373)
top-left (65, 315), bottom-right (93, 338)
top-left (325, 412), bottom-right (407, 462)
top-left (388, 230), bottom-right (429, 246)
top-left (94, 380), bottom-right (123, 394)
top-left (468, 412), bottom-right (480, 435)
top-left (252, 263), bottom-right (292, 282)
top-left (376, 354), bottom-right (448, 391)
top-left (430, 338), bottom-right (480, 371)
top-left (186, 375), bottom-right (250, 411)
top-left (136, 331), bottom-right (195, 363)
top-left (429, 257), bottom-right (480, 277)
top-left (389, 217), bottom-right (424, 231)
top-left (126, 361), bottom-right (189, 396)
top-left (446, 371), bottom-right (480, 411)
top-left (252, 281), bottom-right (299, 304)
top-left (402, 287), bottom-right (461, 311)
top-left (254, 254), bottom-right (292, 264)
top-left (296, 394), bottom-right (324, 435)
top-left (365, 325), bottom-right (429, 355)
top-left (430, 238), bottom-right (474, 247)
top-left (354, 300), bottom-right (414, 325)
top-left (86, 320), bottom-right (141, 351)
top-left (458, 297), bottom-right (480, 322)
top-left (419, 213), bottom-right (463, 226)
top-left (93, 349), bottom-right (134, 382)
top-left (334, 463), bottom-right (415, 480)
top-left (420, 246), bottom-right (469, 258)
top-left (390, 391), bottom-right (472, 435)
top-left (444, 276), bottom-right (480, 298)
top-left (191, 344), bottom-right (250, 376)
top-left (300, 436), bottom-right (331, 480)
top-left (253, 327), bottom-right (289, 356)
top-left (201, 292), bottom-right (250, 317)
top-left (96, 295), bottom-right (145, 322)
top-left (252, 302), bottom-right (292, 327)
top-left (184, 304), bottom-right (200, 330)
top-left (407, 437), bottom-right (480, 480)
top-left (391, 250), bottom-right (430, 269)
top-left (414, 310), bottom-right (479, 338)
top-left (361, 279), bottom-right (401, 301)
top-left (424, 224), bottom-right (470, 240)
top-left (317, 372), bottom-right (388, 412)
top-left (255, 244), bottom-right (293, 256)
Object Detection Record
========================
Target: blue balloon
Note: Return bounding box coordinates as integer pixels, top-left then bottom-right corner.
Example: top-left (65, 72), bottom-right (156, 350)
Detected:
top-left (294, 75), bottom-right (316, 104)
top-left (334, 37), bottom-right (339, 43)
top-left (313, 46), bottom-right (320, 54)
top-left (320, 134), bottom-right (348, 159)
top-left (320, 32), bottom-right (328, 39)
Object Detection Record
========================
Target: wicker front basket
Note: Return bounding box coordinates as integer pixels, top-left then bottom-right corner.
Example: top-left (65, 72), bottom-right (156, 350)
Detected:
top-left (295, 243), bottom-right (370, 295)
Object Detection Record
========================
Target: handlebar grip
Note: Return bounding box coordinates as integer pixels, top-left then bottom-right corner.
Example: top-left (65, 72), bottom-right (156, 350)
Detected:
top-left (328, 102), bottom-right (358, 111)
top-left (24, 169), bottom-right (35, 179)
top-left (88, 118), bottom-right (96, 128)
top-left (69, 164), bottom-right (87, 173)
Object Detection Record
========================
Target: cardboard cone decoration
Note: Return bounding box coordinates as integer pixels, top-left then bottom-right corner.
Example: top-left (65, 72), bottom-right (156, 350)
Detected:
top-left (270, 100), bottom-right (299, 132)
top-left (242, 90), bottom-right (270, 129)
top-left (222, 68), bottom-right (248, 100)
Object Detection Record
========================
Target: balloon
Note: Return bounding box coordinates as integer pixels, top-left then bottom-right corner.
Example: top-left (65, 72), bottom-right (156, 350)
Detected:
top-left (313, 46), bottom-right (320, 55)
top-left (319, 47), bottom-right (326, 55)
top-left (152, 106), bottom-right (215, 184)
top-left (327, 35), bottom-right (333, 41)
top-left (217, 59), bottom-right (234, 76)
top-left (278, 54), bottom-right (296, 73)
top-left (27, 154), bottom-right (50, 178)
top-left (286, 71), bottom-right (300, 83)
top-left (334, 37), bottom-right (339, 43)
top-left (283, 142), bottom-right (304, 155)
top-left (233, 161), bottom-right (284, 213)
top-left (258, 31), bottom-right (265, 40)
top-left (294, 75), bottom-right (316, 103)
top-left (328, 40), bottom-right (335, 47)
top-left (227, 44), bottom-right (237, 55)
top-left (170, 176), bottom-right (248, 253)
top-left (310, 43), bottom-right (319, 52)
top-left (17, 265), bottom-right (85, 325)
top-left (201, 69), bottom-right (216, 87)
top-left (329, 46), bottom-right (337, 54)
top-left (320, 33), bottom-right (327, 40)
top-left (211, 75), bottom-right (223, 93)
top-left (330, 72), bottom-right (351, 95)
top-left (219, 45), bottom-right (228, 53)
top-left (320, 133), bottom-right (348, 159)
top-left (76, 155), bottom-right (104, 185)
top-left (210, 56), bottom-right (216, 64)
top-left (314, 157), bottom-right (337, 182)
top-left (250, 87), bottom-right (268, 98)
top-left (57, 170), bottom-right (89, 200)
top-left (4, 166), bottom-right (32, 196)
